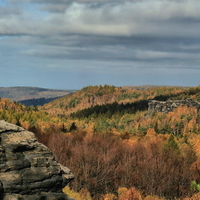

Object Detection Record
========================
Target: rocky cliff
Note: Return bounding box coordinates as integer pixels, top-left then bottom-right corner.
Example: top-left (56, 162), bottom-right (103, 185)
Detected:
top-left (0, 120), bottom-right (75, 200)
top-left (148, 98), bottom-right (200, 116)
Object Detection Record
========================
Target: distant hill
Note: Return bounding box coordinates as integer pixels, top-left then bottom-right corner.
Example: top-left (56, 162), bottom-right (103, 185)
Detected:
top-left (0, 87), bottom-right (77, 105)
top-left (40, 84), bottom-right (190, 116)
top-left (18, 96), bottom-right (67, 107)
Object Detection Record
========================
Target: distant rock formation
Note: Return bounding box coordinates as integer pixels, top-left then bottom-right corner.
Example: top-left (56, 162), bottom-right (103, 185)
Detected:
top-left (148, 98), bottom-right (200, 116)
top-left (0, 121), bottom-right (75, 200)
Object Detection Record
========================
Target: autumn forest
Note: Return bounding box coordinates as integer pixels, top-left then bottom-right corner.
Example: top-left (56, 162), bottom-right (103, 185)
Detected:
top-left (1, 85), bottom-right (200, 200)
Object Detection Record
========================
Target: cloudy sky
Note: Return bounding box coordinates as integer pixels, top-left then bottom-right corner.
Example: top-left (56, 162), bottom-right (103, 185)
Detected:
top-left (0, 0), bottom-right (200, 89)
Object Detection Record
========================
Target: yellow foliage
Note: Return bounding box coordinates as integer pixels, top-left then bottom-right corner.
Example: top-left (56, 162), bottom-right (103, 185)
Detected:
top-left (188, 133), bottom-right (200, 158)
top-left (118, 187), bottom-right (128, 197)
top-left (118, 187), bottom-right (142, 200)
top-left (62, 186), bottom-right (92, 200)
top-left (103, 193), bottom-right (117, 200)
top-left (20, 121), bottom-right (30, 130)
top-left (144, 195), bottom-right (165, 200)
top-left (146, 128), bottom-right (156, 136)
top-left (125, 136), bottom-right (138, 146)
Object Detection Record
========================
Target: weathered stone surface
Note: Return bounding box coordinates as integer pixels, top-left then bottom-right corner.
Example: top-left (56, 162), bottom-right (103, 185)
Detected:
top-left (148, 98), bottom-right (200, 116)
top-left (0, 120), bottom-right (75, 200)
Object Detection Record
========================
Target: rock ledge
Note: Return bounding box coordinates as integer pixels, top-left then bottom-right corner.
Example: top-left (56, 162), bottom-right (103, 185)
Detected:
top-left (0, 120), bottom-right (74, 200)
top-left (148, 98), bottom-right (200, 116)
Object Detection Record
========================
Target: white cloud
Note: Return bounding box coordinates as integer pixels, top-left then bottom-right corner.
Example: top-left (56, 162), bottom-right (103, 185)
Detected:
top-left (1, 0), bottom-right (200, 37)
top-left (135, 50), bottom-right (200, 60)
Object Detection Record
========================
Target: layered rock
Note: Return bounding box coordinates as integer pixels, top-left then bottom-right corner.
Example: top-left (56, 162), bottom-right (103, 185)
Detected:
top-left (0, 120), bottom-right (75, 200)
top-left (148, 98), bottom-right (200, 116)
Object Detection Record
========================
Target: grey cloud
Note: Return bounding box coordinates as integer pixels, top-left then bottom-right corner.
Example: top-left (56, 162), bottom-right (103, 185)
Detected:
top-left (0, 6), bottom-right (21, 16)
top-left (32, 33), bottom-right (200, 55)
top-left (1, 0), bottom-right (200, 73)
top-left (1, 0), bottom-right (200, 37)
top-left (19, 34), bottom-right (200, 68)
top-left (40, 3), bottom-right (69, 13)
top-left (26, 0), bottom-right (137, 3)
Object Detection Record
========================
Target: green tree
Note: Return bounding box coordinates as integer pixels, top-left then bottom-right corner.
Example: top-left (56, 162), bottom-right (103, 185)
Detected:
top-left (69, 122), bottom-right (77, 132)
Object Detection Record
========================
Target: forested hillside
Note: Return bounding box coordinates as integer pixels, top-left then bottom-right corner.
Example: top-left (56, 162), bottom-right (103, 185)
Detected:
top-left (41, 84), bottom-right (187, 116)
top-left (1, 85), bottom-right (200, 200)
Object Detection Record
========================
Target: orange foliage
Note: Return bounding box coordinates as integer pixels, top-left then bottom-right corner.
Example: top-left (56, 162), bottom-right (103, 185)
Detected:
top-left (183, 192), bottom-right (200, 200)
top-left (103, 193), bottom-right (117, 200)
top-left (143, 195), bottom-right (165, 200)
top-left (146, 128), bottom-right (157, 136)
top-left (118, 187), bottom-right (142, 200)
top-left (1, 86), bottom-right (200, 200)
top-left (32, 129), bottom-right (197, 200)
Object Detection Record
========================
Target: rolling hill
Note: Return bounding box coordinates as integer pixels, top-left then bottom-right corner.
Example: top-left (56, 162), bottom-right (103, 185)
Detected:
top-left (0, 86), bottom-right (77, 106)
top-left (40, 84), bottom-right (189, 116)
top-left (0, 84), bottom-right (200, 199)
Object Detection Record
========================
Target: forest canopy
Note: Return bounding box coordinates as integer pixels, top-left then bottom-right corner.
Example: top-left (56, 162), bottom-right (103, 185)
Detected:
top-left (0, 85), bottom-right (200, 200)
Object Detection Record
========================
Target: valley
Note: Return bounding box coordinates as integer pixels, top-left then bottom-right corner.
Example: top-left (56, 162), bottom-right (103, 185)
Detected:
top-left (0, 84), bottom-right (200, 200)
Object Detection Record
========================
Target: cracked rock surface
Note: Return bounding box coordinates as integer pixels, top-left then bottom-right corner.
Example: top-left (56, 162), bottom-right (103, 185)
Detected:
top-left (0, 120), bottom-right (75, 200)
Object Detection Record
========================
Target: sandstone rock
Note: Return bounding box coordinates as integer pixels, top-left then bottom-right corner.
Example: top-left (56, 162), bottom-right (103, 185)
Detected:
top-left (148, 98), bottom-right (200, 116)
top-left (0, 120), bottom-right (75, 200)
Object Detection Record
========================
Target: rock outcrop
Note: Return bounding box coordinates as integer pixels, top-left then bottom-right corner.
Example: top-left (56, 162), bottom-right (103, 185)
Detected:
top-left (0, 120), bottom-right (75, 200)
top-left (148, 98), bottom-right (200, 116)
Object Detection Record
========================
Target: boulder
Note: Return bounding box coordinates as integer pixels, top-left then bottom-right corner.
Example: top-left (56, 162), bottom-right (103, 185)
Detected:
top-left (0, 120), bottom-right (75, 200)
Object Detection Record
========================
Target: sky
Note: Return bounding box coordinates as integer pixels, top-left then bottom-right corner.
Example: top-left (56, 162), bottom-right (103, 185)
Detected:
top-left (0, 0), bottom-right (200, 89)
